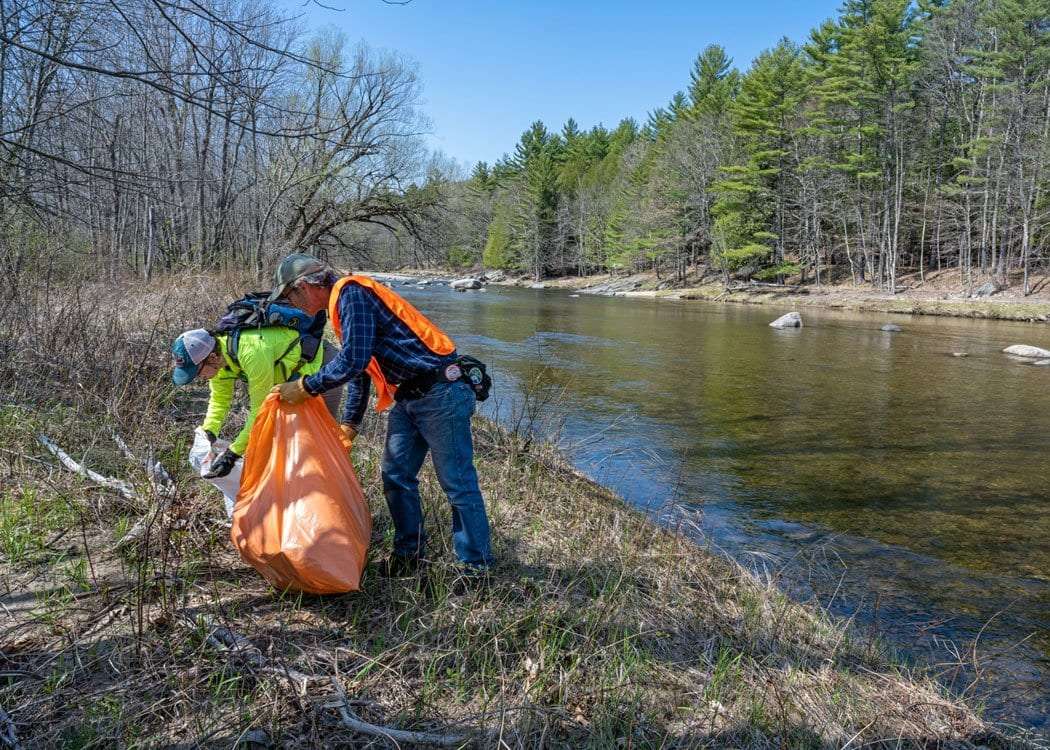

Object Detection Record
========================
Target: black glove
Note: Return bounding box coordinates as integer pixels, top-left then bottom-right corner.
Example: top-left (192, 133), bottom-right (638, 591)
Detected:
top-left (203, 449), bottom-right (239, 479)
top-left (203, 429), bottom-right (217, 445)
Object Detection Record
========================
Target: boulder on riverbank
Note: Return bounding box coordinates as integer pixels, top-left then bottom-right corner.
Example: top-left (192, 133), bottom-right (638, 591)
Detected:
top-left (450, 277), bottom-right (482, 290)
top-left (529, 282), bottom-right (546, 289)
top-left (366, 272), bottom-right (417, 284)
top-left (971, 280), bottom-right (1001, 298)
top-left (1003, 344), bottom-right (1050, 358)
top-left (881, 323), bottom-right (902, 332)
top-left (581, 275), bottom-right (645, 296)
top-left (769, 312), bottom-right (802, 328)
top-left (480, 270), bottom-right (506, 283)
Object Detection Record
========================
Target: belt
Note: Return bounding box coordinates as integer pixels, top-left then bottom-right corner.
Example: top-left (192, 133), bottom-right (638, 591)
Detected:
top-left (395, 361), bottom-right (463, 402)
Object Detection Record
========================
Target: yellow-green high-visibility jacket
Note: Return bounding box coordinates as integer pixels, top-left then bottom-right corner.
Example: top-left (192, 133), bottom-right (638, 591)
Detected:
top-left (201, 328), bottom-right (325, 455)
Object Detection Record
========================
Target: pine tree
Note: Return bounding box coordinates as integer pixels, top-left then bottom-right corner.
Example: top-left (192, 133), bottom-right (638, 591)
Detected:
top-left (506, 121), bottom-right (566, 278)
top-left (602, 142), bottom-right (650, 270)
top-left (469, 161), bottom-right (495, 192)
top-left (956, 0), bottom-right (1050, 291)
top-left (561, 117), bottom-right (581, 145)
top-left (688, 45), bottom-right (741, 119)
top-left (559, 124), bottom-right (608, 192)
top-left (806, 0), bottom-right (921, 291)
top-left (483, 203), bottom-right (513, 269)
top-left (644, 106), bottom-right (673, 140)
top-left (712, 39), bottom-right (808, 280)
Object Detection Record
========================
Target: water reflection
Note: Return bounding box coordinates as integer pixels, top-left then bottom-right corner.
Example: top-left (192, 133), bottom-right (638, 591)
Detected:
top-left (401, 283), bottom-right (1050, 730)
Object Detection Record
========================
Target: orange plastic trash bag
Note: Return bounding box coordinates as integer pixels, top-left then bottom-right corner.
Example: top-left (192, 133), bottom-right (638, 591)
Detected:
top-left (231, 393), bottom-right (371, 594)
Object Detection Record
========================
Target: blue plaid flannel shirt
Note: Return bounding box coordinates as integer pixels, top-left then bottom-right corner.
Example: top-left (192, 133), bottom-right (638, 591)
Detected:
top-left (302, 282), bottom-right (456, 426)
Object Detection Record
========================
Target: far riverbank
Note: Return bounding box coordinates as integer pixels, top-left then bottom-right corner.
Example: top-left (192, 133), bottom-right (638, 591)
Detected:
top-left (376, 267), bottom-right (1050, 323)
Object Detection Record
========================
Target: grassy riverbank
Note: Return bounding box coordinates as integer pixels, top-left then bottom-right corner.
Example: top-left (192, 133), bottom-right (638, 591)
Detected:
top-left (0, 275), bottom-right (1029, 747)
top-left (400, 267), bottom-right (1050, 323)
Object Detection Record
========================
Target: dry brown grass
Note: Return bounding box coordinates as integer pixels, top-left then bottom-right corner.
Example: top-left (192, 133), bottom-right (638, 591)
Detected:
top-left (0, 267), bottom-right (1033, 748)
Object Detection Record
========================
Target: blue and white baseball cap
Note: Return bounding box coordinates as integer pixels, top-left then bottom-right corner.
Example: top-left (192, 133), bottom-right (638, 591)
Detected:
top-left (172, 329), bottom-right (216, 385)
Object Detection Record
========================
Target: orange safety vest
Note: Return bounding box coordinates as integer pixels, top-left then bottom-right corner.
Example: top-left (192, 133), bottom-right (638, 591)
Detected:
top-left (327, 275), bottom-right (456, 412)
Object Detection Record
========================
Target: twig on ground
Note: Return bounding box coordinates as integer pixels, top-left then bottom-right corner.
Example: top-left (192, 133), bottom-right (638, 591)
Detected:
top-left (179, 611), bottom-right (266, 668)
top-left (110, 431), bottom-right (176, 496)
top-left (110, 431), bottom-right (177, 549)
top-left (329, 677), bottom-right (466, 748)
top-left (0, 672), bottom-right (41, 682)
top-left (0, 447), bottom-right (53, 467)
top-left (78, 604), bottom-right (129, 640)
top-left (178, 612), bottom-right (314, 692)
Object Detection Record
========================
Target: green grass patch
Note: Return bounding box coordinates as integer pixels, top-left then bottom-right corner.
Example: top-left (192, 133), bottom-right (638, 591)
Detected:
top-left (0, 487), bottom-right (76, 565)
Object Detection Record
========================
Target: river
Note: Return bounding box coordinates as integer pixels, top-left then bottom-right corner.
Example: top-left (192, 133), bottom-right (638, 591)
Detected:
top-left (398, 281), bottom-right (1049, 732)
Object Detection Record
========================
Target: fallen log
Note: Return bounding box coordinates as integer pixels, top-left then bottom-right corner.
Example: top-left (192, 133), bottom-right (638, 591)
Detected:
top-left (37, 435), bottom-right (138, 502)
top-left (37, 433), bottom-right (175, 550)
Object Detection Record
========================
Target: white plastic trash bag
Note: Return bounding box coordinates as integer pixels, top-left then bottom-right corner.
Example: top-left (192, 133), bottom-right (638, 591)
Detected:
top-left (188, 427), bottom-right (242, 518)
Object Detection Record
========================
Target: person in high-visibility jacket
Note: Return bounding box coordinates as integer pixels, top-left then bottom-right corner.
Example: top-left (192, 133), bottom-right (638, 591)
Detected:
top-left (270, 253), bottom-right (493, 577)
top-left (172, 326), bottom-right (342, 478)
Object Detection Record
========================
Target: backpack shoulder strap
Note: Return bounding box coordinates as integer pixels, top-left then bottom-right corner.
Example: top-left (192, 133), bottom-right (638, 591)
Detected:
top-left (275, 335), bottom-right (309, 381)
top-left (227, 329), bottom-right (243, 368)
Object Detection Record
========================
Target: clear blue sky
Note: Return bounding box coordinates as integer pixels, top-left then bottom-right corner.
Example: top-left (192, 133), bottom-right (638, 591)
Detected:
top-left (282, 0), bottom-right (844, 169)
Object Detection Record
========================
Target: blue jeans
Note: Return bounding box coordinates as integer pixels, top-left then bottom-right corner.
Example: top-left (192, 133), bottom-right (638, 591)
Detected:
top-left (381, 380), bottom-right (493, 567)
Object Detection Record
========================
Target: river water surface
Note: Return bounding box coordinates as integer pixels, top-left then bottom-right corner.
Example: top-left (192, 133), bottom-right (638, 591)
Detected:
top-left (399, 282), bottom-right (1049, 731)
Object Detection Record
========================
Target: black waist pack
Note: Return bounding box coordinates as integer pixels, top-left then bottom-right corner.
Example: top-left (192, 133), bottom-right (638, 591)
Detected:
top-left (396, 355), bottom-right (493, 403)
top-left (455, 355), bottom-right (492, 402)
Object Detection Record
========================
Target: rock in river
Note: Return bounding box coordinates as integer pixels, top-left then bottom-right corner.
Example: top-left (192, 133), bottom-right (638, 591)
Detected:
top-left (881, 323), bottom-right (902, 332)
top-left (769, 312), bottom-right (802, 329)
top-left (1003, 344), bottom-right (1050, 359)
top-left (450, 277), bottom-right (482, 290)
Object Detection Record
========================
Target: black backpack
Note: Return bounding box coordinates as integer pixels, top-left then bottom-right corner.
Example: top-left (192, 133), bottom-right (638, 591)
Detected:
top-left (215, 292), bottom-right (326, 370)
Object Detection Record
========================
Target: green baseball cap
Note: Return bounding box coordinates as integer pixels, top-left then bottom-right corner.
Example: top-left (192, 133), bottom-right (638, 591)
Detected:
top-left (267, 253), bottom-right (331, 302)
